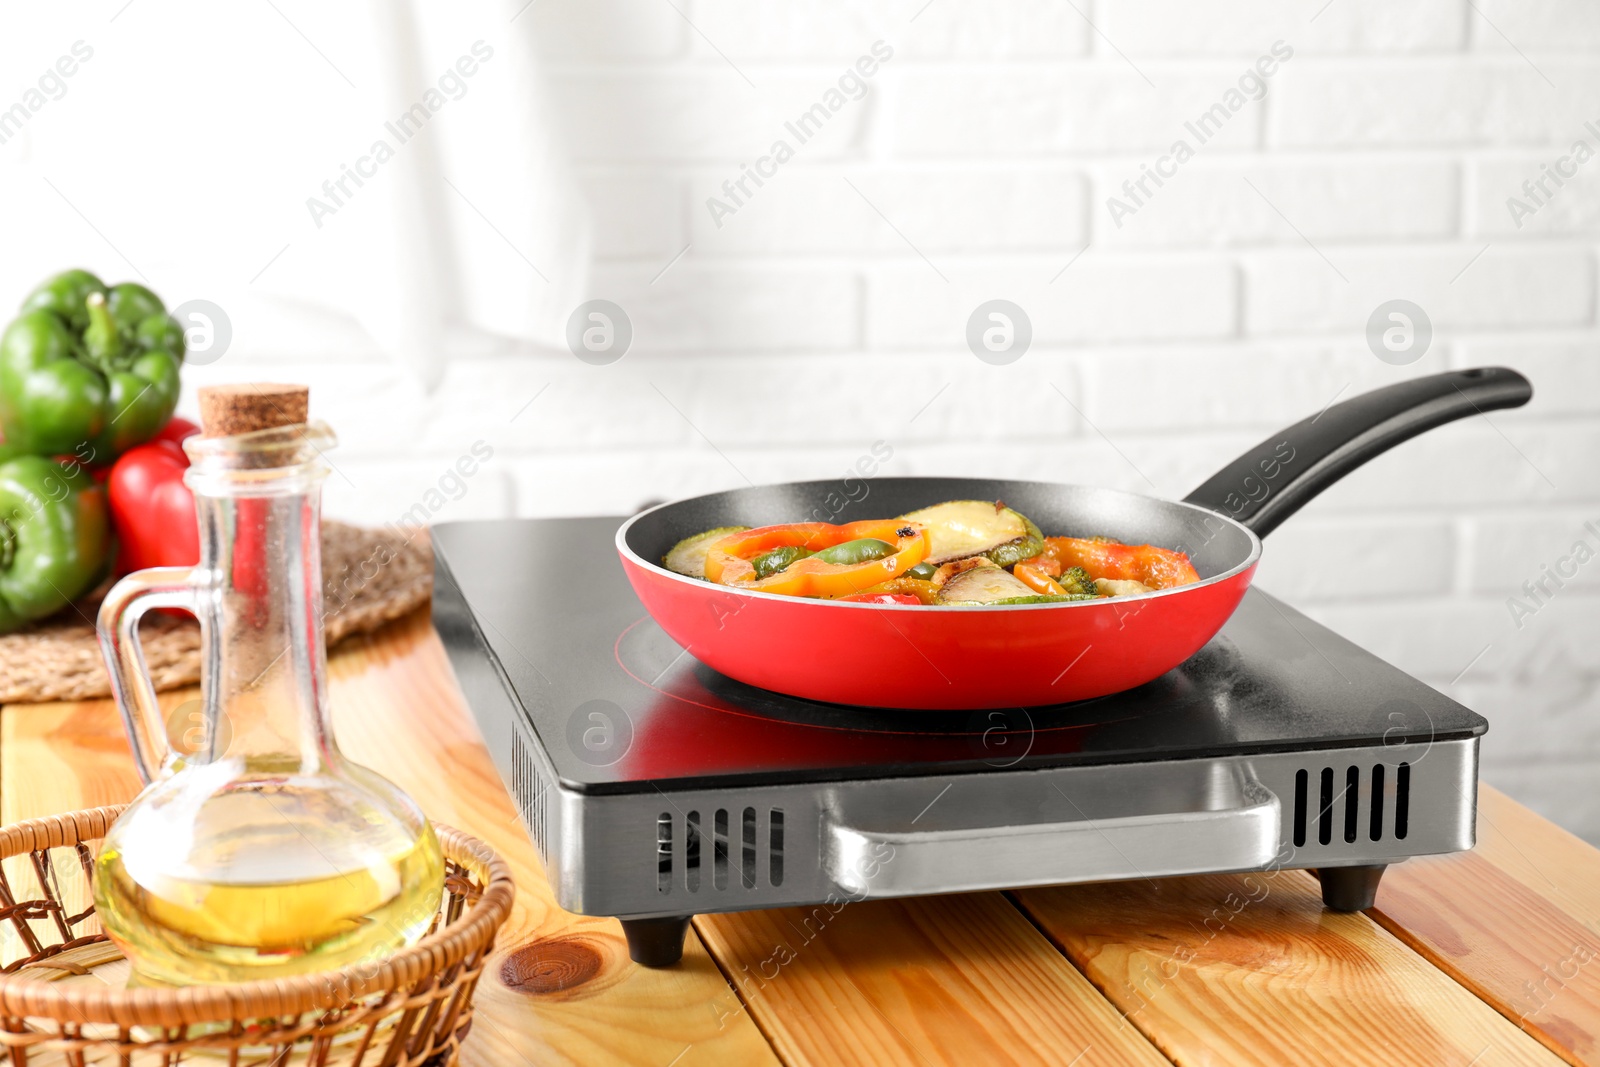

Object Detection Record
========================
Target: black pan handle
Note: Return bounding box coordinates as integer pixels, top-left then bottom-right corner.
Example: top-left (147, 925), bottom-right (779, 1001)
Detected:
top-left (1183, 367), bottom-right (1532, 537)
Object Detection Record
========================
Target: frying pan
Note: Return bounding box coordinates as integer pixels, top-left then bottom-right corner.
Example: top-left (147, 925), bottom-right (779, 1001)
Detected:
top-left (617, 367), bottom-right (1531, 710)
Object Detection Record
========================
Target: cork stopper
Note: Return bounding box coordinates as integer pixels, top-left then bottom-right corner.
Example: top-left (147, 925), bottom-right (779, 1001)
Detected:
top-left (198, 383), bottom-right (309, 438)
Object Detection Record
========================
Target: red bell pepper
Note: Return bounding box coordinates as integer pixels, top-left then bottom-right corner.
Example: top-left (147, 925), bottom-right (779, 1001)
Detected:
top-left (107, 437), bottom-right (198, 573)
top-left (1038, 537), bottom-right (1200, 589)
top-left (108, 418), bottom-right (277, 616)
top-left (153, 416), bottom-right (201, 447)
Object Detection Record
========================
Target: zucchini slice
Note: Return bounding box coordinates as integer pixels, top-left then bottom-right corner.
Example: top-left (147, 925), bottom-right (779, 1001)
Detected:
top-left (935, 559), bottom-right (1039, 604)
top-left (663, 526), bottom-right (749, 579)
top-left (898, 500), bottom-right (1043, 566)
top-left (987, 517), bottom-right (1046, 568)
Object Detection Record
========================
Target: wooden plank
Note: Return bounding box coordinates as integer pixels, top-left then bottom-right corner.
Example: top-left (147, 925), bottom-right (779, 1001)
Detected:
top-left (696, 892), bottom-right (1172, 1067)
top-left (1465, 785), bottom-right (1600, 921)
top-left (1371, 785), bottom-right (1600, 1065)
top-left (1, 610), bottom-right (778, 1067)
top-left (1014, 865), bottom-right (1565, 1067)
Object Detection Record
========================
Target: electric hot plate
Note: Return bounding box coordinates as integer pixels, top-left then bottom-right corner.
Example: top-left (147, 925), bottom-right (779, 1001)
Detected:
top-left (433, 517), bottom-right (1485, 966)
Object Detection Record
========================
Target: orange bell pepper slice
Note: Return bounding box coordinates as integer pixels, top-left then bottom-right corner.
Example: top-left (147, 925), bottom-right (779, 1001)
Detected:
top-left (704, 520), bottom-right (929, 598)
top-left (1039, 537), bottom-right (1200, 589)
top-left (1013, 561), bottom-right (1068, 596)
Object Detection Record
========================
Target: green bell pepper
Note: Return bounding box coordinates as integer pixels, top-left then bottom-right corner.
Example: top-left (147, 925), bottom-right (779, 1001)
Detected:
top-left (18, 268), bottom-right (104, 331)
top-left (810, 538), bottom-right (896, 566)
top-left (0, 269), bottom-right (184, 460)
top-left (752, 544), bottom-right (811, 578)
top-left (0, 444), bottom-right (113, 633)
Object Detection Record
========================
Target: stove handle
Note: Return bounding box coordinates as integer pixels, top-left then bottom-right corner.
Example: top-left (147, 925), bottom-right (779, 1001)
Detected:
top-left (823, 776), bottom-right (1282, 898)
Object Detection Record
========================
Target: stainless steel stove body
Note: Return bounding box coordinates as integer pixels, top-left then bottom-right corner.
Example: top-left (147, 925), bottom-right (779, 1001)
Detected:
top-left (433, 517), bottom-right (1483, 966)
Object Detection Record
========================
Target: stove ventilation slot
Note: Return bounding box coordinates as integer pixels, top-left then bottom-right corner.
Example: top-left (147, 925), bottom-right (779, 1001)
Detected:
top-left (714, 810), bottom-right (729, 890)
top-left (658, 807), bottom-right (784, 895)
top-left (686, 812), bottom-right (701, 892)
top-left (657, 814), bottom-right (672, 894)
top-left (1395, 762), bottom-right (1410, 840)
top-left (741, 807), bottom-right (758, 889)
top-left (510, 726), bottom-right (550, 863)
top-left (770, 808), bottom-right (785, 887)
top-left (1292, 762), bottom-right (1411, 848)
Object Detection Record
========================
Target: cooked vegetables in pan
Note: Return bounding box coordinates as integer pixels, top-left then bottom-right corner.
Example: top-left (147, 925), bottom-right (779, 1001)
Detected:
top-left (664, 499), bottom-right (1200, 605)
top-left (701, 521), bottom-right (930, 599)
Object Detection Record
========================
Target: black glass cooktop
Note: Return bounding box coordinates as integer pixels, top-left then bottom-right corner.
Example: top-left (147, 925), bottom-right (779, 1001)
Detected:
top-left (431, 518), bottom-right (1485, 795)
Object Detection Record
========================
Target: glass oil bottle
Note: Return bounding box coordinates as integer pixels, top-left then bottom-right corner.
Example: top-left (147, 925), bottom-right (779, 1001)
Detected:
top-left (95, 389), bottom-right (443, 985)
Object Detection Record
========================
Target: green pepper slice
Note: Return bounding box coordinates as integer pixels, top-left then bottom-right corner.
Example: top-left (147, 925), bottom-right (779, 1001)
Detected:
top-left (811, 538), bottom-right (896, 566)
top-left (752, 545), bottom-right (812, 578)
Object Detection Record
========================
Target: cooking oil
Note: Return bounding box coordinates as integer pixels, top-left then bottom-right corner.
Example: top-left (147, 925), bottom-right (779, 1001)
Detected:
top-left (95, 411), bottom-right (446, 987)
top-left (96, 770), bottom-right (443, 986)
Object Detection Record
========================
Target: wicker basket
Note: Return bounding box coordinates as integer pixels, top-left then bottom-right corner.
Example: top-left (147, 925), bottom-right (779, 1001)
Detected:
top-left (0, 807), bottom-right (515, 1066)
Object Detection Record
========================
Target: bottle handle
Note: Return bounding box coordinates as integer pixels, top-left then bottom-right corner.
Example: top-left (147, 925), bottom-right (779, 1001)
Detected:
top-left (96, 567), bottom-right (200, 786)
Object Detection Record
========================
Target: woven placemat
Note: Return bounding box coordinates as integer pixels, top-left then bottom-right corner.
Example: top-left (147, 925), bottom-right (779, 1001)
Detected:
top-left (0, 522), bottom-right (431, 705)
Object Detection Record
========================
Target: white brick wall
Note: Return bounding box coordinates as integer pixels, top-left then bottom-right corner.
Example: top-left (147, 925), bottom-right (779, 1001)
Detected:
top-left (5, 1), bottom-right (1600, 840)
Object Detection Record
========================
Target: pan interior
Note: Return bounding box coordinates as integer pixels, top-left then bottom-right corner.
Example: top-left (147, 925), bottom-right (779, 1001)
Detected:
top-left (623, 477), bottom-right (1255, 581)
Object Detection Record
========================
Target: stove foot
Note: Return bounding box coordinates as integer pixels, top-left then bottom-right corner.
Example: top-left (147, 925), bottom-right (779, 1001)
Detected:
top-left (621, 916), bottom-right (692, 967)
top-left (1317, 864), bottom-right (1387, 911)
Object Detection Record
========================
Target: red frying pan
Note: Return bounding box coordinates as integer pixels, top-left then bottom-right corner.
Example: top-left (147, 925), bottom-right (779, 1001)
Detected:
top-left (617, 368), bottom-right (1531, 710)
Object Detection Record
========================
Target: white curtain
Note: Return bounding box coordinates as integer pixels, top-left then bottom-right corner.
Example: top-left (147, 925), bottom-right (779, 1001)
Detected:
top-left (295, 0), bottom-right (591, 387)
top-left (0, 0), bottom-right (591, 390)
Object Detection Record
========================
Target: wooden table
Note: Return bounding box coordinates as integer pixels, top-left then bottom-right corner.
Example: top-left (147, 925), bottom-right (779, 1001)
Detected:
top-left (6, 610), bottom-right (1599, 1066)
